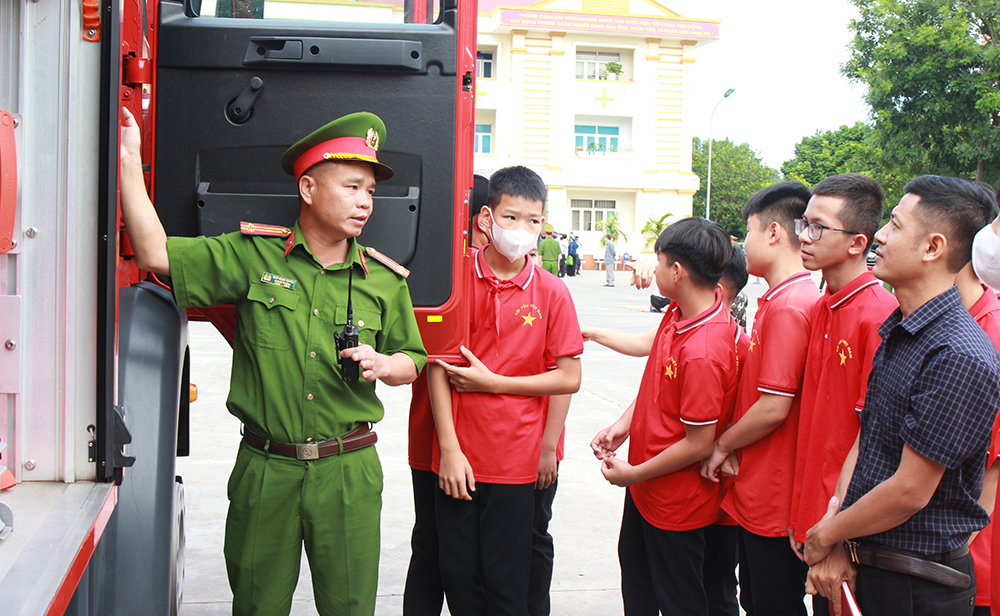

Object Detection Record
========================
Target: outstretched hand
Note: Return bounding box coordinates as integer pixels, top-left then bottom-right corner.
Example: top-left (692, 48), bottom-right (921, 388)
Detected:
top-left (120, 107), bottom-right (142, 162)
top-left (625, 261), bottom-right (655, 289)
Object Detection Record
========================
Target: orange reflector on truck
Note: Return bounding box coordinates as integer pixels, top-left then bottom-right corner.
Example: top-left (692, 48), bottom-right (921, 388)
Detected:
top-left (189, 383), bottom-right (198, 403)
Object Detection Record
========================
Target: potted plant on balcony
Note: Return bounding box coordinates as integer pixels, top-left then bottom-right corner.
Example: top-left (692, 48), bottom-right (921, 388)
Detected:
top-left (605, 61), bottom-right (623, 81)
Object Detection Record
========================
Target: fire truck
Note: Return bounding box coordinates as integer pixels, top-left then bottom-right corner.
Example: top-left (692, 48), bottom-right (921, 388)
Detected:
top-left (0, 0), bottom-right (476, 610)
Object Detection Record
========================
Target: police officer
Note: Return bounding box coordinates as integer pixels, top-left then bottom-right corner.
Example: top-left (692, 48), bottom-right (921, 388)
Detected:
top-left (119, 108), bottom-right (427, 615)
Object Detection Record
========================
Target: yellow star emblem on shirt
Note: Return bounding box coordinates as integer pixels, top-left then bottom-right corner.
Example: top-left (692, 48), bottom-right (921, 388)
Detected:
top-left (664, 357), bottom-right (678, 380)
top-left (839, 350), bottom-right (847, 365)
top-left (522, 314), bottom-right (536, 327)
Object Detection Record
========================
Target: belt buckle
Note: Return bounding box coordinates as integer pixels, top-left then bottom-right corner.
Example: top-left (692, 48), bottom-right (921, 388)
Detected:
top-left (845, 540), bottom-right (860, 564)
top-left (296, 443), bottom-right (319, 460)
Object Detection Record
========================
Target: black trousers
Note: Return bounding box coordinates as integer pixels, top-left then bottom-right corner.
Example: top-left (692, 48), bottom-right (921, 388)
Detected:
top-left (403, 469), bottom-right (444, 616)
top-left (737, 527), bottom-right (809, 616)
top-left (528, 475), bottom-right (558, 616)
top-left (618, 490), bottom-right (709, 616)
top-left (854, 553), bottom-right (976, 616)
top-left (704, 524), bottom-right (739, 616)
top-left (436, 482), bottom-right (535, 616)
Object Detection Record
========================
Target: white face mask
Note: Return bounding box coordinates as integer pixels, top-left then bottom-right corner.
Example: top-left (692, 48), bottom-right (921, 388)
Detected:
top-left (489, 212), bottom-right (540, 263)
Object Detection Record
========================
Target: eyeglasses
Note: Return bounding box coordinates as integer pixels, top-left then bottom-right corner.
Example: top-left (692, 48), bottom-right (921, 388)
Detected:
top-left (794, 218), bottom-right (859, 241)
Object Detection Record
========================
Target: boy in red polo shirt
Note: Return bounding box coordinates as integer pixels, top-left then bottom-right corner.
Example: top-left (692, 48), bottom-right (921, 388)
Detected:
top-left (428, 166), bottom-right (583, 616)
top-left (701, 182), bottom-right (820, 616)
top-left (591, 217), bottom-right (739, 615)
top-left (957, 192), bottom-right (1000, 616)
top-left (785, 174), bottom-right (897, 615)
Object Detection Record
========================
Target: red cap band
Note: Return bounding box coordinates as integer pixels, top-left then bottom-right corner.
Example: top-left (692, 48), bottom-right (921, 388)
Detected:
top-left (293, 136), bottom-right (380, 179)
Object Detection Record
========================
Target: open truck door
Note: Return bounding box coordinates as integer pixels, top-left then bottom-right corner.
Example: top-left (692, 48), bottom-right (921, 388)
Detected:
top-left (147, 0), bottom-right (477, 359)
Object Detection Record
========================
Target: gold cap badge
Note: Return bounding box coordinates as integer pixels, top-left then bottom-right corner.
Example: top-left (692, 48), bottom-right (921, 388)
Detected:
top-left (365, 127), bottom-right (380, 152)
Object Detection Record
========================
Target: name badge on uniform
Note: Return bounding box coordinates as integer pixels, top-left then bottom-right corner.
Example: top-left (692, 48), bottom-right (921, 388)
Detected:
top-left (261, 272), bottom-right (297, 290)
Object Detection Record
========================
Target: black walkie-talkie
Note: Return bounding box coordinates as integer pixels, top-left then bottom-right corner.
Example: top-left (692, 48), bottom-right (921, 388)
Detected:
top-left (334, 265), bottom-right (360, 382)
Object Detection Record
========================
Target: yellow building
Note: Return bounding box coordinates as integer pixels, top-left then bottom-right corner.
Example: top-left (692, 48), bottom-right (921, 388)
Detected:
top-left (473, 0), bottom-right (718, 258)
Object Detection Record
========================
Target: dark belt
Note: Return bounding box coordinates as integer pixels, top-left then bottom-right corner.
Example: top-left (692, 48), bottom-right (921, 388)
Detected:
top-left (846, 540), bottom-right (971, 589)
top-left (242, 424), bottom-right (377, 460)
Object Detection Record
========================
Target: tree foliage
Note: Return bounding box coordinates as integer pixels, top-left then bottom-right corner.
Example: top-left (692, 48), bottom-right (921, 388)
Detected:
top-left (596, 212), bottom-right (627, 247)
top-left (641, 213), bottom-right (672, 250)
top-left (780, 122), bottom-right (909, 217)
top-left (692, 137), bottom-right (780, 239)
top-left (844, 0), bottom-right (1000, 184)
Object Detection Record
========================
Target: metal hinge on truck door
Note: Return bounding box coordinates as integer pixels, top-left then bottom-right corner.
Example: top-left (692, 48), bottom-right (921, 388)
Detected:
top-left (122, 56), bottom-right (152, 87)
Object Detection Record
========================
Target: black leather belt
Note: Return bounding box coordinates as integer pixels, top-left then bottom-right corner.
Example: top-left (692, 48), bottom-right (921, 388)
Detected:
top-left (242, 424), bottom-right (377, 460)
top-left (846, 540), bottom-right (971, 589)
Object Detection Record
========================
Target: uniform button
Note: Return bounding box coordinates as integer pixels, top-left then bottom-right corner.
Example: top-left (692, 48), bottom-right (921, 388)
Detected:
top-left (314, 309), bottom-right (320, 316)
top-left (268, 297), bottom-right (275, 304)
top-left (358, 320), bottom-right (364, 327)
top-left (307, 393), bottom-right (314, 400)
top-left (310, 352), bottom-right (317, 359)
top-left (320, 270), bottom-right (326, 275)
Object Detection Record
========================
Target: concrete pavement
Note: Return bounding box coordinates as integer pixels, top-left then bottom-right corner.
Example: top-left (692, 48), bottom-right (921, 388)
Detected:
top-left (176, 267), bottom-right (782, 615)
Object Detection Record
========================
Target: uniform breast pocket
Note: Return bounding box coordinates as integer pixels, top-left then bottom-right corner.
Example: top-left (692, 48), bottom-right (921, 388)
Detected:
top-left (243, 282), bottom-right (300, 350)
top-left (335, 305), bottom-right (382, 349)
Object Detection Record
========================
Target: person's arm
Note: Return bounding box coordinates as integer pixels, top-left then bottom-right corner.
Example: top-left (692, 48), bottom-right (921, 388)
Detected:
top-left (340, 347), bottom-right (418, 385)
top-left (119, 107), bottom-right (170, 275)
top-left (437, 348), bottom-right (580, 396)
top-left (602, 422), bottom-right (715, 487)
top-left (701, 393), bottom-right (793, 481)
top-left (804, 443), bottom-right (945, 565)
top-left (428, 363), bottom-right (475, 500)
top-left (537, 394), bottom-right (570, 489)
top-left (581, 325), bottom-right (657, 357)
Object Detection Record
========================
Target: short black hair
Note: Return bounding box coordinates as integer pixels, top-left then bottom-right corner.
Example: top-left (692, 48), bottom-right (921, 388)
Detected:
top-left (811, 174), bottom-right (885, 250)
top-left (743, 181), bottom-right (812, 239)
top-left (487, 166), bottom-right (547, 209)
top-left (470, 174), bottom-right (489, 228)
top-left (654, 217), bottom-right (732, 288)
top-left (903, 175), bottom-right (999, 273)
top-left (721, 245), bottom-right (748, 296)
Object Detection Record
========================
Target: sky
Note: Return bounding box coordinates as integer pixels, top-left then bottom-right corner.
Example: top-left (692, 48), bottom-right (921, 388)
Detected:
top-left (669, 0), bottom-right (871, 170)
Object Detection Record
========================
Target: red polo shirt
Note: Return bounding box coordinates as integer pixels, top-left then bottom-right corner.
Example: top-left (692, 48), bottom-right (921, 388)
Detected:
top-left (432, 246), bottom-right (583, 484)
top-left (788, 272), bottom-right (897, 542)
top-left (968, 287), bottom-right (1000, 608)
top-left (722, 271), bottom-right (819, 537)
top-left (628, 293), bottom-right (740, 531)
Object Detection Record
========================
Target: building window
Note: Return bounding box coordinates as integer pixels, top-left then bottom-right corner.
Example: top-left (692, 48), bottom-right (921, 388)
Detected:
top-left (477, 51), bottom-right (494, 79)
top-left (575, 125), bottom-right (619, 153)
top-left (475, 124), bottom-right (493, 154)
top-left (571, 199), bottom-right (616, 231)
top-left (575, 51), bottom-right (620, 80)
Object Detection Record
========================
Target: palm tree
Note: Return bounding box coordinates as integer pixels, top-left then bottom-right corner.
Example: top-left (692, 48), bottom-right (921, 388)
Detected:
top-left (596, 213), bottom-right (627, 247)
top-left (641, 213), bottom-right (672, 250)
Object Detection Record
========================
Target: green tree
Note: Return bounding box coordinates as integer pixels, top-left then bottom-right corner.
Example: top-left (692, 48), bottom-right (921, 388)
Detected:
top-left (641, 213), bottom-right (672, 250)
top-left (596, 212), bottom-right (628, 247)
top-left (692, 137), bottom-right (780, 239)
top-left (844, 0), bottom-right (1000, 184)
top-left (780, 122), bottom-right (909, 217)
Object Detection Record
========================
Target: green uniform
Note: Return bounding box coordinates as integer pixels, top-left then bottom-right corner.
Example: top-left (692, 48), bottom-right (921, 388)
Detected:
top-left (538, 236), bottom-right (561, 276)
top-left (168, 221), bottom-right (427, 616)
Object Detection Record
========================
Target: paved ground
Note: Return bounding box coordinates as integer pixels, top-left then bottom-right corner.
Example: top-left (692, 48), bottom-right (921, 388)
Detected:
top-left (177, 267), bottom-right (797, 615)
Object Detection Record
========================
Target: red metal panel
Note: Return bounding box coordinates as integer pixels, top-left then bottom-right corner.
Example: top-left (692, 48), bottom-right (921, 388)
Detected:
top-left (0, 111), bottom-right (17, 254)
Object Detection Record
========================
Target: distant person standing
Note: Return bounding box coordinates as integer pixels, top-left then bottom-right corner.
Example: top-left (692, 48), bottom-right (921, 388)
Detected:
top-left (604, 234), bottom-right (616, 287)
top-left (539, 225), bottom-right (562, 276)
top-left (568, 234), bottom-right (580, 277)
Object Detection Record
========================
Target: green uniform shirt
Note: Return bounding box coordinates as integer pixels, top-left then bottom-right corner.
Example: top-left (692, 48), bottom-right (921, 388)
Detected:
top-left (168, 221), bottom-right (427, 444)
top-left (539, 237), bottom-right (561, 263)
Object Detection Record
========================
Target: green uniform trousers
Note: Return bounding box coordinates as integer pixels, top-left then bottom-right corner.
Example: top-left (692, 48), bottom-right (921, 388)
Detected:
top-left (225, 441), bottom-right (383, 616)
top-left (542, 260), bottom-right (558, 276)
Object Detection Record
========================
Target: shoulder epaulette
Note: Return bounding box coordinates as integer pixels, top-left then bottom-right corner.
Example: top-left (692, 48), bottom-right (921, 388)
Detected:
top-left (364, 246), bottom-right (410, 279)
top-left (240, 221), bottom-right (292, 237)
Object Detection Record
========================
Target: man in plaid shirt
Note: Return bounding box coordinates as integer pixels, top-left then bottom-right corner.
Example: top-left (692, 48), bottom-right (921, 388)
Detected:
top-left (804, 175), bottom-right (1000, 616)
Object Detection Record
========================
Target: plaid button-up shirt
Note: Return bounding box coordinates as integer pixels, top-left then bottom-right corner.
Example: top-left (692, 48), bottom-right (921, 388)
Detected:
top-left (843, 286), bottom-right (1000, 555)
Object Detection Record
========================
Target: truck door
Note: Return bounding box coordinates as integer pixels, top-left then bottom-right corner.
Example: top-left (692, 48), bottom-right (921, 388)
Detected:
top-left (142, 0), bottom-right (477, 359)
